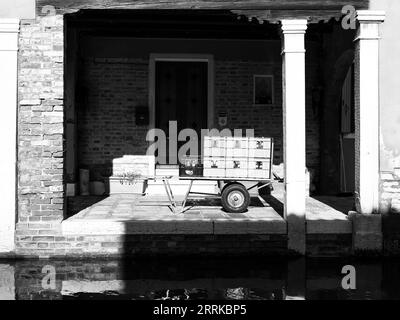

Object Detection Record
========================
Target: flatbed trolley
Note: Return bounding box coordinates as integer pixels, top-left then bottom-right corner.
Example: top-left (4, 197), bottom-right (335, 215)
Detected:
top-left (160, 176), bottom-right (272, 214)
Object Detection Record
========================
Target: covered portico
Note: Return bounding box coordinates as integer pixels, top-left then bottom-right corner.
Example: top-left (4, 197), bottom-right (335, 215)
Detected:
top-left (279, 11), bottom-right (385, 253)
top-left (0, 0), bottom-right (386, 256)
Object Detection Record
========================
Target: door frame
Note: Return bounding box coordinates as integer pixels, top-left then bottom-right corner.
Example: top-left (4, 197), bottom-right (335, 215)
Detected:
top-left (149, 53), bottom-right (215, 133)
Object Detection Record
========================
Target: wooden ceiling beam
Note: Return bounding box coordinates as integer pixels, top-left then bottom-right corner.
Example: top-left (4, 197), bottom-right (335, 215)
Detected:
top-left (37, 0), bottom-right (369, 15)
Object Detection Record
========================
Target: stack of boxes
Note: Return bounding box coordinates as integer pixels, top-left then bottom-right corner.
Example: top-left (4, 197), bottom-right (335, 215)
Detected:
top-left (203, 136), bottom-right (226, 177)
top-left (226, 137), bottom-right (249, 177)
top-left (248, 138), bottom-right (272, 179)
top-left (203, 136), bottom-right (273, 179)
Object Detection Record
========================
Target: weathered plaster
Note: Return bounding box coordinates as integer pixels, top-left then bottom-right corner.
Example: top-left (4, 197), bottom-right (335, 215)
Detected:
top-left (370, 0), bottom-right (400, 172)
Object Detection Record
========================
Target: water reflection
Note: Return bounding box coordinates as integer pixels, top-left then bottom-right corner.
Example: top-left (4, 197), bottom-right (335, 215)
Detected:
top-left (1, 258), bottom-right (400, 300)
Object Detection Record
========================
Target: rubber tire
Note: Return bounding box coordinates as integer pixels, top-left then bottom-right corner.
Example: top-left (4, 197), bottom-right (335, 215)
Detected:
top-left (221, 183), bottom-right (250, 213)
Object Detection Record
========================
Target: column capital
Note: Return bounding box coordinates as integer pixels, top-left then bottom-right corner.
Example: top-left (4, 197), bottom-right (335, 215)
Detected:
top-left (281, 20), bottom-right (307, 55)
top-left (355, 11), bottom-right (385, 41)
top-left (0, 19), bottom-right (20, 52)
top-left (356, 10), bottom-right (386, 23)
top-left (0, 18), bottom-right (20, 33)
top-left (281, 19), bottom-right (308, 34)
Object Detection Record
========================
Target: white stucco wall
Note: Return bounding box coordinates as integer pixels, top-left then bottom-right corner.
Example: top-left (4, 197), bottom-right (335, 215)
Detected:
top-left (0, 0), bottom-right (35, 19)
top-left (370, 0), bottom-right (400, 171)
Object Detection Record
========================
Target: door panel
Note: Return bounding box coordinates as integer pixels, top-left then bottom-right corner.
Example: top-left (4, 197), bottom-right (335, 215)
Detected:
top-left (155, 61), bottom-right (207, 164)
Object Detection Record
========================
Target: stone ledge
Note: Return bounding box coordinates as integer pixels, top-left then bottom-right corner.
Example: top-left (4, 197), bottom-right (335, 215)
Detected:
top-left (306, 218), bottom-right (352, 234)
top-left (62, 219), bottom-right (287, 235)
top-left (349, 211), bottom-right (383, 253)
top-left (213, 220), bottom-right (286, 234)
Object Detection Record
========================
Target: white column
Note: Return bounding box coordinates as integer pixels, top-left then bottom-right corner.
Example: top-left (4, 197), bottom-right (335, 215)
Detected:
top-left (354, 11), bottom-right (385, 214)
top-left (281, 20), bottom-right (308, 254)
top-left (0, 19), bottom-right (20, 253)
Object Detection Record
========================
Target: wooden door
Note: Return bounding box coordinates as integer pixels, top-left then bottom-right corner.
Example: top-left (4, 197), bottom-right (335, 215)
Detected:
top-left (155, 61), bottom-right (207, 165)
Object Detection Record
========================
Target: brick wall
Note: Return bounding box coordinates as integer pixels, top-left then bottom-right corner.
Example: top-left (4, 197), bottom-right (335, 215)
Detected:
top-left (78, 56), bottom-right (320, 180)
top-left (306, 234), bottom-right (353, 257)
top-left (380, 171), bottom-right (400, 214)
top-left (77, 58), bottom-right (149, 180)
top-left (16, 15), bottom-right (65, 255)
top-left (13, 234), bottom-right (288, 258)
top-left (381, 171), bottom-right (400, 256)
top-left (305, 58), bottom-right (321, 181)
top-left (214, 60), bottom-right (283, 163)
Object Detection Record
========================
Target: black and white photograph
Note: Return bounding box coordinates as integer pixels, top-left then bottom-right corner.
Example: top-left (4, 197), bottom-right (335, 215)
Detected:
top-left (1, 0), bottom-right (400, 309)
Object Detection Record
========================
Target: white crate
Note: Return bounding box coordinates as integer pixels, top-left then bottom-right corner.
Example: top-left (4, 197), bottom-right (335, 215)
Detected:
top-left (247, 169), bottom-right (270, 179)
top-left (112, 155), bottom-right (155, 177)
top-left (225, 169), bottom-right (248, 178)
top-left (225, 158), bottom-right (248, 178)
top-left (248, 138), bottom-right (272, 150)
top-left (203, 157), bottom-right (226, 169)
top-left (226, 137), bottom-right (249, 149)
top-left (226, 147), bottom-right (248, 158)
top-left (202, 136), bottom-right (273, 180)
top-left (109, 177), bottom-right (146, 194)
top-left (225, 158), bottom-right (248, 169)
top-left (204, 136), bottom-right (226, 149)
top-left (248, 158), bottom-right (270, 170)
top-left (204, 168), bottom-right (226, 177)
top-left (247, 158), bottom-right (271, 179)
top-left (226, 137), bottom-right (249, 157)
top-left (248, 149), bottom-right (270, 158)
top-left (203, 147), bottom-right (226, 157)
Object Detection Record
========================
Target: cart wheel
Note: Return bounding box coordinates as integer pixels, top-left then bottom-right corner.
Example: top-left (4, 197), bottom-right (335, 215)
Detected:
top-left (221, 183), bottom-right (250, 213)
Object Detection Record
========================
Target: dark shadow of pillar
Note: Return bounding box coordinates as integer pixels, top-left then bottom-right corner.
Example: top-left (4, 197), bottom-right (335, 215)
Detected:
top-left (285, 258), bottom-right (306, 300)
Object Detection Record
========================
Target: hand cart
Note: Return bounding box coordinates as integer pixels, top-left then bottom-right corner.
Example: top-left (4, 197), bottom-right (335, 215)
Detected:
top-left (160, 176), bottom-right (272, 214)
top-left (160, 136), bottom-right (274, 214)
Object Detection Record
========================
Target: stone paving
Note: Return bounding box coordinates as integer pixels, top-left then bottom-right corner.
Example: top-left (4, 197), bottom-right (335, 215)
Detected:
top-left (68, 194), bottom-right (282, 222)
top-left (65, 182), bottom-right (354, 236)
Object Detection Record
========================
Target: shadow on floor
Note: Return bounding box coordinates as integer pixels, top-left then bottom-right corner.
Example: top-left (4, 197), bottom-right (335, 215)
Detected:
top-left (311, 195), bottom-right (355, 214)
top-left (66, 193), bottom-right (281, 218)
top-left (260, 194), bottom-right (284, 218)
top-left (67, 195), bottom-right (108, 218)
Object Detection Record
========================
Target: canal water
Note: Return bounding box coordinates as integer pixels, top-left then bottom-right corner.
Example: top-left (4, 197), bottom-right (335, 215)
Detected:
top-left (0, 257), bottom-right (399, 300)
